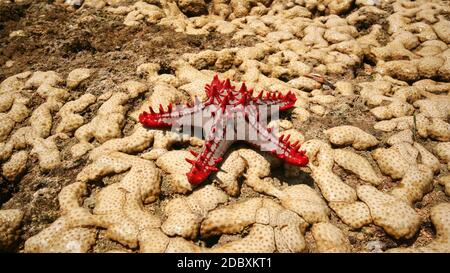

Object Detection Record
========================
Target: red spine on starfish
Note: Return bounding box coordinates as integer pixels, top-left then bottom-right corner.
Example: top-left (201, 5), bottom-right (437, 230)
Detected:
top-left (139, 75), bottom-right (308, 185)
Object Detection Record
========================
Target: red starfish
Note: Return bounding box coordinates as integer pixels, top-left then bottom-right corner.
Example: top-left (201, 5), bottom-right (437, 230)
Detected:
top-left (139, 76), bottom-right (309, 185)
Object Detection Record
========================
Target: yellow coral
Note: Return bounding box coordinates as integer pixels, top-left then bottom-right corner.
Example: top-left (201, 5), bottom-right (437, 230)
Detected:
top-left (357, 185), bottom-right (421, 239)
top-left (311, 222), bottom-right (351, 253)
top-left (324, 126), bottom-right (379, 150)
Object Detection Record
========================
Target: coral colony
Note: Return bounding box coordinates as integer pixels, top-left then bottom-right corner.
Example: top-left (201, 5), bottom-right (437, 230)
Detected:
top-left (140, 75), bottom-right (309, 184)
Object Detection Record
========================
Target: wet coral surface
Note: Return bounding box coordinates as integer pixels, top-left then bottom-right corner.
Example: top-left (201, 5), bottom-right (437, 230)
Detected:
top-left (0, 0), bottom-right (449, 253)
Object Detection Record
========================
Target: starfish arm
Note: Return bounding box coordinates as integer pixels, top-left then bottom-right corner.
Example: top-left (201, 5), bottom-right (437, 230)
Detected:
top-left (250, 90), bottom-right (297, 111)
top-left (185, 114), bottom-right (234, 185)
top-left (139, 99), bottom-right (206, 128)
top-left (244, 118), bottom-right (308, 166)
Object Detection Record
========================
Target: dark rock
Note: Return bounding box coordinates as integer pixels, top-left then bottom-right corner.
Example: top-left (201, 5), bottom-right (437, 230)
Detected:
top-left (177, 0), bottom-right (208, 17)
